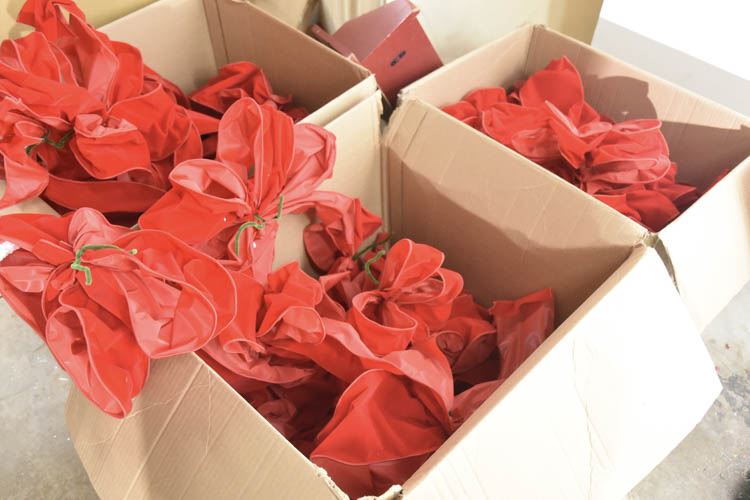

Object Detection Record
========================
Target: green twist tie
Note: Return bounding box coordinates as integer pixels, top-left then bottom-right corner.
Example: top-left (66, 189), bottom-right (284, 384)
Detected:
top-left (364, 249), bottom-right (386, 286)
top-left (353, 234), bottom-right (391, 262)
top-left (26, 129), bottom-right (75, 156)
top-left (233, 196), bottom-right (284, 256)
top-left (70, 244), bottom-right (138, 286)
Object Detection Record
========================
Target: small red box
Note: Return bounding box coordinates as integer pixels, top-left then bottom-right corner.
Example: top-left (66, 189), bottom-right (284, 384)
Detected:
top-left (312, 0), bottom-right (442, 104)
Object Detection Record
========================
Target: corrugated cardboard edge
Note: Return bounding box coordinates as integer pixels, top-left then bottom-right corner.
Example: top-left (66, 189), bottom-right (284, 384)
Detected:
top-left (658, 155), bottom-right (750, 331)
top-left (65, 353), bottom-right (347, 500)
top-left (401, 246), bottom-right (722, 499)
top-left (384, 97), bottom-right (647, 317)
top-left (400, 22), bottom-right (750, 333)
top-left (100, 0), bottom-right (218, 92)
top-left (203, 0), bottom-right (376, 126)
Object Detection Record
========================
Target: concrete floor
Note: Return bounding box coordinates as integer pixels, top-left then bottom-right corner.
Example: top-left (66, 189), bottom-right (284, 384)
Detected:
top-left (1, 284), bottom-right (748, 500)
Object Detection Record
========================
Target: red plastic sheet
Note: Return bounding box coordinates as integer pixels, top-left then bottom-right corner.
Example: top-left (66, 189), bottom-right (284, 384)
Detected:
top-left (442, 56), bottom-right (702, 231)
top-left (0, 207), bottom-right (237, 416)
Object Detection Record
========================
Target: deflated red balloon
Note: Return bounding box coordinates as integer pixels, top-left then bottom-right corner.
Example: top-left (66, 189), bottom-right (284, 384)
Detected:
top-left (0, 207), bottom-right (237, 416)
top-left (442, 56), bottom-right (709, 231)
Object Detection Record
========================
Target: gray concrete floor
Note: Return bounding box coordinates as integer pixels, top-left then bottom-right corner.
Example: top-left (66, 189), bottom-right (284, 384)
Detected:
top-left (1, 283), bottom-right (748, 499)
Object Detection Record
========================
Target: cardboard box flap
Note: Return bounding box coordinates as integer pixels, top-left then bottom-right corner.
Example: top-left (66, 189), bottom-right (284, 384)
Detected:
top-left (384, 98), bottom-right (647, 319)
top-left (101, 0), bottom-right (377, 126)
top-left (399, 25), bottom-right (535, 109)
top-left (659, 157), bottom-right (750, 330)
top-left (326, 0), bottom-right (417, 61)
top-left (274, 92), bottom-right (384, 270)
top-left (66, 353), bottom-right (343, 500)
top-left (403, 25), bottom-right (750, 191)
top-left (524, 26), bottom-right (750, 191)
top-left (402, 246), bottom-right (721, 499)
top-left (100, 0), bottom-right (218, 93)
top-left (205, 0), bottom-right (371, 113)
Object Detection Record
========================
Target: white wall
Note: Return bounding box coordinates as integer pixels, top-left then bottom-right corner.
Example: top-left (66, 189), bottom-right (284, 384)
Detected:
top-left (593, 0), bottom-right (750, 116)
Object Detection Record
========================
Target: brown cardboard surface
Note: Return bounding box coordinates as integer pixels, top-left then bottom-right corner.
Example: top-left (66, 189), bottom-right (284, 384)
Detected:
top-left (66, 354), bottom-right (343, 500)
top-left (100, 0), bottom-right (376, 126)
top-left (400, 247), bottom-right (721, 499)
top-left (248, 0), bottom-right (318, 30)
top-left (401, 25), bottom-right (750, 331)
top-left (275, 92), bottom-right (384, 271)
top-left (385, 98), bottom-right (645, 319)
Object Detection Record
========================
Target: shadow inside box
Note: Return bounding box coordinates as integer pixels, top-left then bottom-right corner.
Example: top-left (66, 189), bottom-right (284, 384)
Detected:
top-left (579, 75), bottom-right (750, 191)
top-left (394, 165), bottom-right (634, 323)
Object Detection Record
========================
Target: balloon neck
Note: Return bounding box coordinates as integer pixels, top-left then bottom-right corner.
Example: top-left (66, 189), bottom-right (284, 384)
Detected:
top-left (353, 234), bottom-right (390, 261)
top-left (234, 195), bottom-right (284, 255)
top-left (26, 129), bottom-right (74, 156)
top-left (70, 244), bottom-right (138, 286)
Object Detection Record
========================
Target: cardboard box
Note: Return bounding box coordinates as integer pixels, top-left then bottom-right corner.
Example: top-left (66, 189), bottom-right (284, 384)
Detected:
top-left (312, 0), bottom-right (442, 104)
top-left (399, 25), bottom-right (750, 332)
top-left (99, 0), bottom-right (376, 125)
top-left (4, 8), bottom-right (720, 499)
top-left (61, 91), bottom-right (721, 498)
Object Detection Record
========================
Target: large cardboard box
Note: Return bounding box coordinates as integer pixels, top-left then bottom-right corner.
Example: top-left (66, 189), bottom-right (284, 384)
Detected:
top-left (399, 25), bottom-right (750, 332)
top-left (3, 7), bottom-right (722, 499)
top-left (61, 93), bottom-right (721, 498)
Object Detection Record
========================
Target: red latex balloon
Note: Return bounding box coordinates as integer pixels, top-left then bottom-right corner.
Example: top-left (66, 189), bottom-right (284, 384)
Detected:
top-left (301, 191), bottom-right (383, 274)
top-left (348, 239), bottom-right (463, 355)
top-left (1, 0), bottom-right (210, 217)
top-left (0, 207), bottom-right (237, 416)
top-left (139, 97), bottom-right (336, 282)
top-left (450, 287), bottom-right (555, 428)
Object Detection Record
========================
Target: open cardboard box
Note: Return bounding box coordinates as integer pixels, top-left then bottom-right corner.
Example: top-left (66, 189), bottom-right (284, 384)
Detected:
top-left (61, 90), bottom-right (721, 498)
top-left (60, 20), bottom-right (721, 497)
top-left (100, 0), bottom-right (376, 126)
top-left (0, 6), bottom-right (723, 499)
top-left (399, 24), bottom-right (750, 332)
